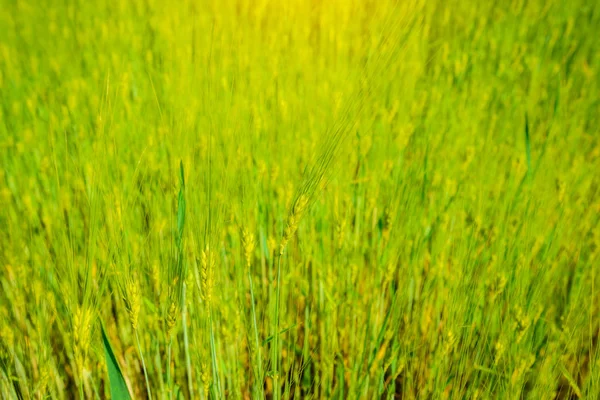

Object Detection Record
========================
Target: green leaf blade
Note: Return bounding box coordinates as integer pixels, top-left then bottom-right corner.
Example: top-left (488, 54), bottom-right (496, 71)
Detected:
top-left (101, 324), bottom-right (132, 400)
top-left (176, 161), bottom-right (186, 247)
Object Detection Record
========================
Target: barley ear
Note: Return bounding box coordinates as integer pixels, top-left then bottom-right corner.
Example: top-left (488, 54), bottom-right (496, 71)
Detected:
top-left (72, 305), bottom-right (93, 374)
top-left (165, 301), bottom-right (178, 339)
top-left (279, 194), bottom-right (309, 255)
top-left (200, 245), bottom-right (214, 311)
top-left (201, 362), bottom-right (211, 399)
top-left (241, 229), bottom-right (256, 268)
top-left (124, 275), bottom-right (141, 331)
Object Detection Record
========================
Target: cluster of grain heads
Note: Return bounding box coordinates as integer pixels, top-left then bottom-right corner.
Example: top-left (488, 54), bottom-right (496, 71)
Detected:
top-left (54, 202), bottom-right (106, 400)
top-left (269, 58), bottom-right (367, 399)
top-left (2, 0), bottom-right (600, 397)
top-left (264, 14), bottom-right (406, 387)
top-left (196, 240), bottom-right (223, 398)
top-left (270, 77), bottom-right (362, 398)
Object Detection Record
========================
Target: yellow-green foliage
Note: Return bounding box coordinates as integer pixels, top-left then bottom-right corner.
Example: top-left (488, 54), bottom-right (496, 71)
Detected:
top-left (1, 0), bottom-right (599, 399)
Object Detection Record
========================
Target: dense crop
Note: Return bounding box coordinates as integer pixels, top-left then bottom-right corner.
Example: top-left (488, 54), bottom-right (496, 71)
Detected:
top-left (1, 0), bottom-right (599, 398)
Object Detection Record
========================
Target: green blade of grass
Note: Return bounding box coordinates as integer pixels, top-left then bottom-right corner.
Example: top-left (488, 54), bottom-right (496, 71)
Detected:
top-left (101, 324), bottom-right (132, 400)
top-left (177, 161), bottom-right (186, 247)
top-left (559, 363), bottom-right (582, 398)
top-left (525, 113), bottom-right (531, 177)
top-left (262, 324), bottom-right (297, 345)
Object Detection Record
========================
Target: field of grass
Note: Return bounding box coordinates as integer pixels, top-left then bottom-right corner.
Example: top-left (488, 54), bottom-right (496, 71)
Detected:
top-left (1, 0), bottom-right (599, 398)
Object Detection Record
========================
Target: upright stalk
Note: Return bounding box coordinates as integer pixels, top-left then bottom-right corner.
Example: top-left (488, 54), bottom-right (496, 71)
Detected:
top-left (182, 283), bottom-right (194, 398)
top-left (272, 254), bottom-right (283, 400)
top-left (136, 330), bottom-right (153, 400)
top-left (78, 368), bottom-right (85, 400)
top-left (209, 310), bottom-right (222, 397)
top-left (166, 339), bottom-right (172, 400)
top-left (248, 271), bottom-right (265, 398)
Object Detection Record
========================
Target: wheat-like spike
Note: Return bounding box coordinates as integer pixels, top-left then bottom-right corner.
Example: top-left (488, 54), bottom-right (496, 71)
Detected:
top-left (201, 245), bottom-right (214, 310)
top-left (241, 229), bottom-right (256, 268)
top-left (279, 194), bottom-right (309, 256)
top-left (165, 301), bottom-right (178, 339)
top-left (201, 362), bottom-right (211, 398)
top-left (124, 275), bottom-right (141, 331)
top-left (72, 305), bottom-right (93, 373)
top-left (382, 206), bottom-right (394, 242)
top-left (38, 363), bottom-right (51, 394)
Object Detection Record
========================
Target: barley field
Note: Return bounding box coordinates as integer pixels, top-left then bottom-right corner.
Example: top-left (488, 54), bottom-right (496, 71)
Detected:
top-left (1, 0), bottom-right (599, 399)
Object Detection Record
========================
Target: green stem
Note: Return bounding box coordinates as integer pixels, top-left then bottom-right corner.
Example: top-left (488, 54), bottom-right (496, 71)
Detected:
top-left (79, 366), bottom-right (84, 400)
top-left (182, 283), bottom-right (194, 398)
top-left (136, 330), bottom-right (153, 400)
top-left (272, 253), bottom-right (283, 400)
top-left (209, 310), bottom-right (222, 398)
top-left (167, 338), bottom-right (172, 400)
top-left (248, 270), bottom-right (265, 398)
top-left (154, 339), bottom-right (165, 398)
